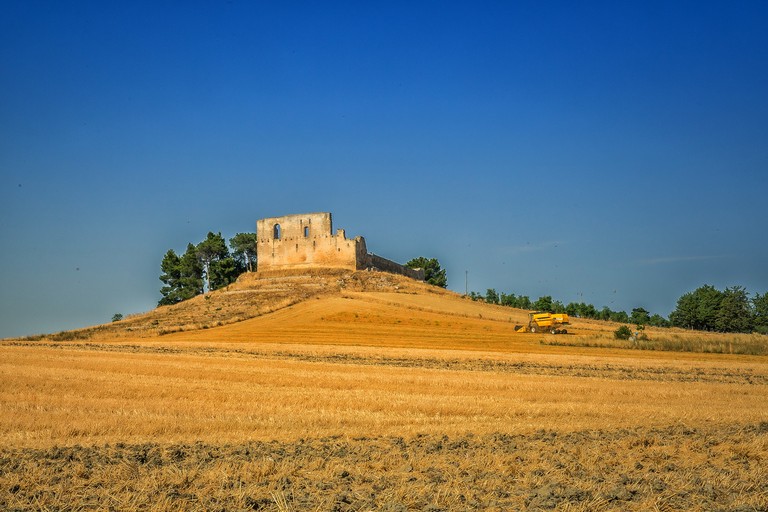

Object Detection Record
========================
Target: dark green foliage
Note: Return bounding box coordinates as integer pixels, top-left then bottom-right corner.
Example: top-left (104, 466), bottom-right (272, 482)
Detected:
top-left (669, 291), bottom-right (698, 330)
top-left (229, 233), bottom-right (257, 272)
top-left (715, 286), bottom-right (752, 333)
top-left (499, 292), bottom-right (515, 306)
top-left (696, 285), bottom-right (723, 331)
top-left (159, 244), bottom-right (205, 306)
top-left (648, 314), bottom-right (670, 328)
top-left (406, 257), bottom-right (447, 288)
top-left (209, 257), bottom-right (240, 290)
top-left (754, 292), bottom-right (768, 334)
top-left (670, 284), bottom-right (758, 333)
top-left (500, 293), bottom-right (531, 309)
top-left (196, 232), bottom-right (231, 293)
top-left (614, 325), bottom-right (632, 340)
top-left (473, 289), bottom-right (640, 323)
top-left (111, 313), bottom-right (123, 322)
top-left (478, 282), bottom-right (767, 334)
top-left (532, 295), bottom-right (553, 313)
top-left (566, 302), bottom-right (597, 319)
top-left (610, 310), bottom-right (629, 323)
top-left (630, 307), bottom-right (651, 326)
top-left (529, 297), bottom-right (565, 313)
top-left (158, 249), bottom-right (184, 306)
top-left (598, 307), bottom-right (612, 321)
top-left (179, 243), bottom-right (204, 298)
top-left (158, 232), bottom-right (248, 306)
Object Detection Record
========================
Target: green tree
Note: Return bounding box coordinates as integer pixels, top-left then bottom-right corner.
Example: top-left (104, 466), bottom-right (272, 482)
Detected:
top-left (630, 307), bottom-right (651, 326)
top-left (715, 286), bottom-right (752, 333)
top-left (610, 310), bottom-right (629, 323)
top-left (753, 292), bottom-right (768, 334)
top-left (516, 295), bottom-right (532, 309)
top-left (111, 313), bottom-right (123, 322)
top-left (532, 295), bottom-right (553, 313)
top-left (500, 292), bottom-right (516, 307)
top-left (406, 257), bottom-right (447, 288)
top-left (196, 232), bottom-right (231, 292)
top-left (209, 256), bottom-right (240, 290)
top-left (669, 284), bottom-right (758, 332)
top-left (648, 314), bottom-right (670, 327)
top-left (158, 244), bottom-right (204, 306)
top-left (485, 288), bottom-right (499, 304)
top-left (158, 249), bottom-right (182, 306)
top-left (695, 285), bottom-right (723, 331)
top-left (178, 243), bottom-right (204, 299)
top-left (581, 303), bottom-right (597, 319)
top-left (669, 291), bottom-right (698, 329)
top-left (614, 325), bottom-right (632, 340)
top-left (230, 233), bottom-right (257, 272)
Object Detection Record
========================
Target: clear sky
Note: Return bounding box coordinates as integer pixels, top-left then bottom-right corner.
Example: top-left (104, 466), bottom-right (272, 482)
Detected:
top-left (2, 1), bottom-right (767, 338)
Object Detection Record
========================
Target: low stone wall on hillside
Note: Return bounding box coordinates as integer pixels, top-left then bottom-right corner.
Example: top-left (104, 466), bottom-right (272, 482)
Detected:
top-left (366, 254), bottom-right (424, 280)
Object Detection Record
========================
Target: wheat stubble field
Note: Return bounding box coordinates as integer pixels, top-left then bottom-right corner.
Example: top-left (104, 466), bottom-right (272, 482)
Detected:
top-left (1, 270), bottom-right (767, 510)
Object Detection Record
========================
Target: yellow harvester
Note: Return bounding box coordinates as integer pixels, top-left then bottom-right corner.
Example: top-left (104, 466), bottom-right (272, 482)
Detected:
top-left (516, 312), bottom-right (570, 334)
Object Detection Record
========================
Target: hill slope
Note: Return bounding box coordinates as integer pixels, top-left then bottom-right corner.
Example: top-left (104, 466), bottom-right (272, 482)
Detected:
top-left (34, 268), bottom-right (508, 342)
top-left (21, 268), bottom-right (765, 356)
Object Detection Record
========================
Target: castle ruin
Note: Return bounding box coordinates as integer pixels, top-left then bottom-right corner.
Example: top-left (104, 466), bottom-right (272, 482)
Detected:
top-left (256, 212), bottom-right (424, 280)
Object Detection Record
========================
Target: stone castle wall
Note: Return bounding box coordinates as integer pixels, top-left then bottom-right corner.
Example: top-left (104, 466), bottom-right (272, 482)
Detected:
top-left (256, 212), bottom-right (423, 280)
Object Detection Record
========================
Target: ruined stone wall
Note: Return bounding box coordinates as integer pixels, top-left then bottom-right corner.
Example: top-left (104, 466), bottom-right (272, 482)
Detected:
top-left (256, 212), bottom-right (423, 280)
top-left (366, 254), bottom-right (425, 280)
top-left (256, 212), bottom-right (363, 271)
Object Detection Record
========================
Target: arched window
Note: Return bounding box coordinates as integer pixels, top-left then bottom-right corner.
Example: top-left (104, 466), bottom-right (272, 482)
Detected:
top-left (304, 226), bottom-right (310, 238)
top-left (273, 223), bottom-right (281, 240)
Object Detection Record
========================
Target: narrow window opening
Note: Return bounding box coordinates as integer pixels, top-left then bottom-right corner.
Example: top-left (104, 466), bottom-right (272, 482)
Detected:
top-left (273, 224), bottom-right (281, 240)
top-left (304, 226), bottom-right (310, 238)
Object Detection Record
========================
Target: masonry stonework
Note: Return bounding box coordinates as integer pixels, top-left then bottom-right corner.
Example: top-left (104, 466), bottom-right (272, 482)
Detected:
top-left (256, 212), bottom-right (423, 280)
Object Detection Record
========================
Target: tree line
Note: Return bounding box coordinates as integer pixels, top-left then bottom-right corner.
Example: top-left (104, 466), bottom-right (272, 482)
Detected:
top-left (158, 232), bottom-right (256, 306)
top-left (668, 285), bottom-right (768, 334)
top-left (470, 284), bottom-right (768, 334)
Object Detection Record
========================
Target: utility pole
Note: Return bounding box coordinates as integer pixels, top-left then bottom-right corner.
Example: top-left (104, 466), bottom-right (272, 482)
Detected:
top-left (465, 270), bottom-right (468, 296)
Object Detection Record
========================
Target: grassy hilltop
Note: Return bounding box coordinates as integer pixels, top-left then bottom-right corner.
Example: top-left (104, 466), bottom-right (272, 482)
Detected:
top-left (2, 269), bottom-right (767, 511)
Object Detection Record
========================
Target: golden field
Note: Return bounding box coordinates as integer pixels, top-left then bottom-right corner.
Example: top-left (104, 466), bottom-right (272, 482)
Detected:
top-left (2, 269), bottom-right (767, 510)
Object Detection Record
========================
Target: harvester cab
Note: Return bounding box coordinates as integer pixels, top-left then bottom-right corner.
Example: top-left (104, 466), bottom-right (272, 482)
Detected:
top-left (515, 312), bottom-right (570, 334)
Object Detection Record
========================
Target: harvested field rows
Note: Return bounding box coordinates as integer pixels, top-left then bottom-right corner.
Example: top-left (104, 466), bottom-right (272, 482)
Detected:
top-left (3, 270), bottom-right (768, 510)
top-left (2, 343), bottom-right (767, 447)
top-left (6, 341), bottom-right (768, 384)
top-left (2, 424), bottom-right (767, 511)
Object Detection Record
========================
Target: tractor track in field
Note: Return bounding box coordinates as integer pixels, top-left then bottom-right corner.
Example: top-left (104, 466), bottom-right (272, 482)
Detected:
top-left (6, 341), bottom-right (767, 385)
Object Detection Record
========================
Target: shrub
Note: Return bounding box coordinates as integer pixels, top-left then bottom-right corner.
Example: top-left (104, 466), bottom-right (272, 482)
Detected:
top-left (614, 325), bottom-right (632, 340)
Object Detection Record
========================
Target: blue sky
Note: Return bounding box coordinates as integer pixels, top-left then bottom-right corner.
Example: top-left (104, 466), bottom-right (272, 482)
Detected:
top-left (2, 1), bottom-right (767, 338)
